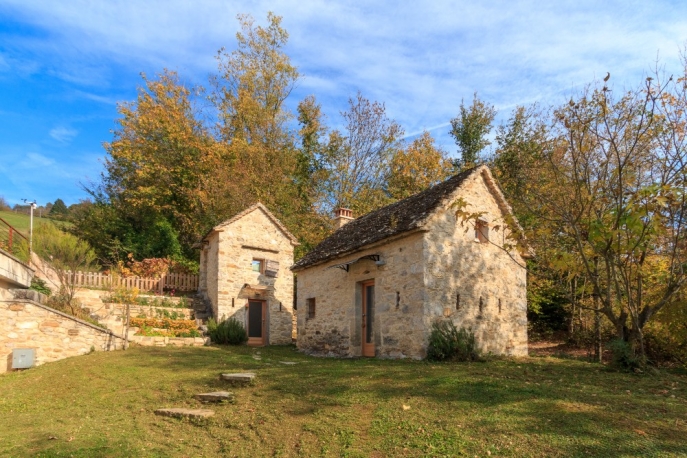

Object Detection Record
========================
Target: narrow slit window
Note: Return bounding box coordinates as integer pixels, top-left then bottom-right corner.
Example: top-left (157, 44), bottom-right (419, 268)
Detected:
top-left (475, 219), bottom-right (489, 243)
top-left (306, 298), bottom-right (316, 320)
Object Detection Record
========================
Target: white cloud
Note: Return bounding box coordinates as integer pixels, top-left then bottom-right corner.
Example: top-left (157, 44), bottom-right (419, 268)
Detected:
top-left (49, 126), bottom-right (78, 144)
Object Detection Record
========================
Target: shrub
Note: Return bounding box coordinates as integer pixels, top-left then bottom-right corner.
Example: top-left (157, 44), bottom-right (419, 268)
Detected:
top-left (608, 338), bottom-right (644, 371)
top-left (209, 317), bottom-right (248, 345)
top-left (104, 287), bottom-right (139, 304)
top-left (30, 278), bottom-right (52, 296)
top-left (427, 320), bottom-right (480, 362)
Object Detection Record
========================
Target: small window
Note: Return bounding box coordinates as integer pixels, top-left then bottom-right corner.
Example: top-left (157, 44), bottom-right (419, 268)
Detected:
top-left (306, 298), bottom-right (316, 319)
top-left (475, 220), bottom-right (489, 243)
top-left (251, 259), bottom-right (264, 273)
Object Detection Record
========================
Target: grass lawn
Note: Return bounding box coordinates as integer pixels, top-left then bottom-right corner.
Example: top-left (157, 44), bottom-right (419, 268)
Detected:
top-left (0, 346), bottom-right (685, 457)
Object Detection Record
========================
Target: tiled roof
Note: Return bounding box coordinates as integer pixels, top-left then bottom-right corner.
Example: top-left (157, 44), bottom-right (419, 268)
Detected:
top-left (291, 167), bottom-right (481, 271)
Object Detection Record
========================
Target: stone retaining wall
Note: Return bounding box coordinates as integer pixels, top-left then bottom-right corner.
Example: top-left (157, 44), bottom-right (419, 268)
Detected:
top-left (74, 289), bottom-right (195, 337)
top-left (0, 299), bottom-right (124, 373)
top-left (129, 335), bottom-right (209, 347)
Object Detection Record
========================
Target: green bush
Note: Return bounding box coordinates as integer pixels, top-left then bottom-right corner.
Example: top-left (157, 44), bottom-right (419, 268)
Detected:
top-left (427, 320), bottom-right (480, 362)
top-left (30, 278), bottom-right (52, 296)
top-left (209, 317), bottom-right (248, 345)
top-left (608, 338), bottom-right (644, 371)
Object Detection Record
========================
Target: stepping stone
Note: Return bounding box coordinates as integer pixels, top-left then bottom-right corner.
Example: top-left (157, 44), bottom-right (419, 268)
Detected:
top-left (279, 361), bottom-right (297, 365)
top-left (155, 408), bottom-right (214, 419)
top-left (194, 391), bottom-right (235, 403)
top-left (220, 372), bottom-right (256, 383)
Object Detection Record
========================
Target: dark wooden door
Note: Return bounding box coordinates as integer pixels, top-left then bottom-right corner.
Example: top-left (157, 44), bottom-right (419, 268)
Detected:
top-left (362, 280), bottom-right (375, 357)
top-left (247, 300), bottom-right (266, 346)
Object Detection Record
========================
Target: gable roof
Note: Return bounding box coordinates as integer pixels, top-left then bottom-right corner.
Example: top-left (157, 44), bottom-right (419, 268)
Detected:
top-left (292, 167), bottom-right (486, 271)
top-left (291, 165), bottom-right (530, 271)
top-left (203, 202), bottom-right (299, 245)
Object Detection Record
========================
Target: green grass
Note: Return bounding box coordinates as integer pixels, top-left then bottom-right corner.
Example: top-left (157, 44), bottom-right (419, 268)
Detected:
top-left (0, 210), bottom-right (70, 235)
top-left (0, 346), bottom-right (685, 457)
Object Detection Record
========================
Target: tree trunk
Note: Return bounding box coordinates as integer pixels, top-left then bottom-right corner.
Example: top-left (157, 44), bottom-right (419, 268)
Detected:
top-left (593, 295), bottom-right (602, 363)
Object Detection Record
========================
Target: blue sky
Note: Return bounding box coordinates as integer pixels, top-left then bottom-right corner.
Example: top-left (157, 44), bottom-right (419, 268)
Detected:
top-left (1, 0), bottom-right (686, 207)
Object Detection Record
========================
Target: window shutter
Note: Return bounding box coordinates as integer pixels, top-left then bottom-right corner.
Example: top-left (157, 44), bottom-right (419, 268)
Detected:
top-left (265, 259), bottom-right (280, 277)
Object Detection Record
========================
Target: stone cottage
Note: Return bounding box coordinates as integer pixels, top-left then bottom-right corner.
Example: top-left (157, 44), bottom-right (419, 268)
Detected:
top-left (198, 203), bottom-right (299, 346)
top-left (291, 165), bottom-right (529, 358)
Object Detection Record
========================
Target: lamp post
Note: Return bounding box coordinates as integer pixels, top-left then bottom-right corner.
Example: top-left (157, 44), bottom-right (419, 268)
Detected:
top-left (22, 199), bottom-right (37, 258)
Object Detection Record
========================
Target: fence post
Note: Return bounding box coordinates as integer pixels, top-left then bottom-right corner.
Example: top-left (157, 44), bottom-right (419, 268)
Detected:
top-left (159, 274), bottom-right (165, 295)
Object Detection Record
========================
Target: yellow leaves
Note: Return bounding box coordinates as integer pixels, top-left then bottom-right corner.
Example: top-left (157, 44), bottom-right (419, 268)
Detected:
top-left (387, 131), bottom-right (451, 200)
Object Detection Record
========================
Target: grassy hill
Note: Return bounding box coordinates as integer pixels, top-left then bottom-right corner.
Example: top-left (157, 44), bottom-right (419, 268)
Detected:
top-left (0, 210), bottom-right (71, 234)
top-left (0, 345), bottom-right (685, 457)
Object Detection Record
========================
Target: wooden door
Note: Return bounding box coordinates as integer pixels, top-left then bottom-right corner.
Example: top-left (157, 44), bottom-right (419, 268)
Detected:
top-left (247, 300), bottom-right (266, 346)
top-left (361, 280), bottom-right (375, 357)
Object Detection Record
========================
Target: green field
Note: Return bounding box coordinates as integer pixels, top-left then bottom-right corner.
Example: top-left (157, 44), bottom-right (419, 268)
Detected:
top-left (0, 345), bottom-right (685, 457)
top-left (0, 210), bottom-right (56, 235)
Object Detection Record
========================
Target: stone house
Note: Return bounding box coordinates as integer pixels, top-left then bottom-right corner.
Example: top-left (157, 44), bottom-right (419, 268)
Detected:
top-left (291, 165), bottom-right (529, 359)
top-left (198, 203), bottom-right (299, 346)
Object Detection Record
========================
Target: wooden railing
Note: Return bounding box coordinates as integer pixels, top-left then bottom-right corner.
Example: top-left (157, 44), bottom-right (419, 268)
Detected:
top-left (0, 217), bottom-right (28, 259)
top-left (68, 271), bottom-right (199, 293)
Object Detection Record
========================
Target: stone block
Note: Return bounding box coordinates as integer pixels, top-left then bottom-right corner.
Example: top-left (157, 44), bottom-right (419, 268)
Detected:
top-left (194, 391), bottom-right (235, 403)
top-left (42, 321), bottom-right (60, 327)
top-left (220, 372), bottom-right (255, 383)
top-left (9, 304), bottom-right (25, 311)
top-left (154, 408), bottom-right (215, 419)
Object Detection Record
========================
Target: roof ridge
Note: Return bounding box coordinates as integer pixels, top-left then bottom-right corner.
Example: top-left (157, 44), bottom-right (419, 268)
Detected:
top-left (291, 166), bottom-right (483, 271)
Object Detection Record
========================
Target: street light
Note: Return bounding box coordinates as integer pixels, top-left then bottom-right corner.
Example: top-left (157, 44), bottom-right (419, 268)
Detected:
top-left (22, 199), bottom-right (37, 258)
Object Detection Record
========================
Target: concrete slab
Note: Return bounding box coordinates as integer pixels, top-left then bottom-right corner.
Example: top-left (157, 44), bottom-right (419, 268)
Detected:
top-left (154, 408), bottom-right (215, 419)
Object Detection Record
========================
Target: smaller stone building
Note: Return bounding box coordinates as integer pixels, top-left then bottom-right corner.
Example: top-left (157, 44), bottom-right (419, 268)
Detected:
top-left (198, 203), bottom-right (299, 346)
top-left (291, 166), bottom-right (530, 359)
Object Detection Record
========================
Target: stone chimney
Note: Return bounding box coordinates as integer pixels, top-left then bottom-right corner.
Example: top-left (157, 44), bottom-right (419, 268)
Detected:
top-left (333, 208), bottom-right (354, 230)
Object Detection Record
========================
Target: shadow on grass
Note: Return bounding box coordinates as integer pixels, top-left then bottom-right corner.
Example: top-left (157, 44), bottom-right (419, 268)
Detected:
top-left (10, 344), bottom-right (683, 457)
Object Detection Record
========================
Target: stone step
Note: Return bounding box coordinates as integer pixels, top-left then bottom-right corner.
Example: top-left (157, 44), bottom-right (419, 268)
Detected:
top-left (154, 408), bottom-right (215, 419)
top-left (194, 391), bottom-right (235, 403)
top-left (220, 372), bottom-right (256, 384)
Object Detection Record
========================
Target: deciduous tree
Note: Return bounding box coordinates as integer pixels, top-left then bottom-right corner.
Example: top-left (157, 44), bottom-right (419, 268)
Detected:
top-left (387, 131), bottom-right (451, 200)
top-left (449, 93), bottom-right (496, 170)
top-left (319, 92), bottom-right (404, 216)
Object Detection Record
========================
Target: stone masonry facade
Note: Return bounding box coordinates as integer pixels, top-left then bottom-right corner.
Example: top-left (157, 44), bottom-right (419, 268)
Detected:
top-left (1, 299), bottom-right (124, 373)
top-left (294, 168), bottom-right (528, 359)
top-left (199, 204), bottom-right (297, 345)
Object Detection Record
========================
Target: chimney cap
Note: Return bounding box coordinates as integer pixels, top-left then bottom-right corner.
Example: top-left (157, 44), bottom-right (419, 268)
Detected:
top-left (334, 208), bottom-right (354, 219)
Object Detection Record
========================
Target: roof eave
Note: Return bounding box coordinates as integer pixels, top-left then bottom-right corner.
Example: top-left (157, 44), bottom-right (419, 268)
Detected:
top-left (291, 227), bottom-right (428, 272)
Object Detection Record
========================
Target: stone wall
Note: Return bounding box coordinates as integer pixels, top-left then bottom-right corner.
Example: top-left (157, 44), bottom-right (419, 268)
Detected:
top-left (296, 232), bottom-right (426, 358)
top-left (74, 289), bottom-right (194, 337)
top-left (199, 207), bottom-right (296, 345)
top-left (0, 249), bottom-right (33, 301)
top-left (0, 299), bottom-right (124, 373)
top-left (422, 169), bottom-right (528, 356)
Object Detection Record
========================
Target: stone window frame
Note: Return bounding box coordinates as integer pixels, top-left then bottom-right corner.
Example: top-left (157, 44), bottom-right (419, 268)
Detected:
top-left (306, 297), bottom-right (316, 320)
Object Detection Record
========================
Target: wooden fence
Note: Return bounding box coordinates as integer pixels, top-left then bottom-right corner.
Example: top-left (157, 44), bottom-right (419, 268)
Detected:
top-left (68, 271), bottom-right (199, 293)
